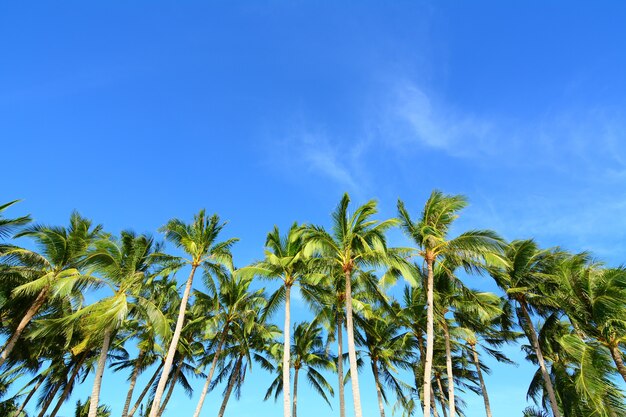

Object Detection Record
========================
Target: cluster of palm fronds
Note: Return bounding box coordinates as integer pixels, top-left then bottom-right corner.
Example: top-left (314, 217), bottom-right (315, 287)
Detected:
top-left (0, 193), bottom-right (624, 417)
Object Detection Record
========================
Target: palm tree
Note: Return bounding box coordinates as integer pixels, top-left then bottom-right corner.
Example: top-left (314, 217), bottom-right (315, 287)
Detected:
top-left (59, 231), bottom-right (169, 417)
top-left (356, 305), bottom-right (414, 417)
top-left (397, 191), bottom-right (504, 417)
top-left (489, 240), bottom-right (562, 417)
top-left (149, 210), bottom-right (237, 417)
top-left (191, 270), bottom-right (267, 417)
top-left (239, 223), bottom-right (318, 417)
top-left (290, 320), bottom-right (335, 417)
top-left (0, 213), bottom-right (102, 369)
top-left (553, 255), bottom-right (626, 383)
top-left (304, 193), bottom-right (398, 417)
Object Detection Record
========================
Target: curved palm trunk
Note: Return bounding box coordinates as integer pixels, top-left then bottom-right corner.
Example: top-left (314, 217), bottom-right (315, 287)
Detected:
top-left (519, 301), bottom-right (561, 417)
top-left (283, 284), bottom-right (292, 417)
top-left (423, 259), bottom-right (435, 417)
top-left (88, 328), bottom-right (113, 417)
top-left (49, 353), bottom-right (88, 417)
top-left (292, 366), bottom-right (300, 417)
top-left (127, 362), bottom-right (163, 417)
top-left (435, 375), bottom-right (448, 417)
top-left (0, 286), bottom-right (49, 368)
top-left (371, 358), bottom-right (385, 417)
top-left (608, 344), bottom-right (626, 383)
top-left (217, 357), bottom-right (242, 417)
top-left (344, 270), bottom-right (363, 417)
top-left (441, 320), bottom-right (455, 417)
top-left (193, 331), bottom-right (228, 417)
top-left (430, 386), bottom-right (440, 417)
top-left (36, 380), bottom-right (63, 417)
top-left (337, 314), bottom-right (346, 417)
top-left (121, 350), bottom-right (146, 417)
top-left (12, 375), bottom-right (45, 417)
top-left (470, 344), bottom-right (492, 417)
top-left (149, 264), bottom-right (197, 417)
top-left (157, 361), bottom-right (183, 417)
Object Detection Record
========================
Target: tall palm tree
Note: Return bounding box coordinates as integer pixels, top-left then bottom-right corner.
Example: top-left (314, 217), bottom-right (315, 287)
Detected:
top-left (149, 210), bottom-right (237, 417)
top-left (553, 255), bottom-right (626, 383)
top-left (304, 193), bottom-right (399, 417)
top-left (398, 191), bottom-right (504, 417)
top-left (356, 305), bottom-right (414, 417)
top-left (191, 270), bottom-right (267, 417)
top-left (54, 231), bottom-right (170, 417)
top-left (489, 240), bottom-right (562, 417)
top-left (239, 223), bottom-right (319, 417)
top-left (0, 213), bottom-right (102, 368)
top-left (290, 320), bottom-right (335, 417)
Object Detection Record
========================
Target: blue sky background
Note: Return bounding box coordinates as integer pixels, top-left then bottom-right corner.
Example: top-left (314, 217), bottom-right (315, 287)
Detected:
top-left (2, 1), bottom-right (626, 416)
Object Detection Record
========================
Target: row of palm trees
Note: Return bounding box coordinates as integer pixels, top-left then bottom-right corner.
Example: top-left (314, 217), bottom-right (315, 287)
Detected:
top-left (0, 192), bottom-right (625, 417)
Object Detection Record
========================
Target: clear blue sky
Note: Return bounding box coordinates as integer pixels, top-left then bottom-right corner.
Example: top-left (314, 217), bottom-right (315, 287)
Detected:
top-left (2, 1), bottom-right (626, 416)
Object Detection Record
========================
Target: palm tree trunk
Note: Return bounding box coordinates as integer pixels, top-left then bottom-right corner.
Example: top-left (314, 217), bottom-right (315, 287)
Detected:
top-left (608, 343), bottom-right (626, 383)
top-left (157, 361), bottom-right (182, 417)
top-left (88, 328), bottom-right (113, 417)
top-left (292, 366), bottom-right (299, 417)
top-left (430, 386), bottom-right (439, 417)
top-left (435, 375), bottom-right (448, 417)
top-left (49, 353), bottom-right (88, 417)
top-left (337, 314), bottom-right (346, 417)
top-left (12, 375), bottom-right (45, 417)
top-left (217, 357), bottom-right (242, 417)
top-left (344, 269), bottom-right (363, 417)
top-left (519, 301), bottom-right (561, 417)
top-left (0, 286), bottom-right (49, 368)
top-left (441, 320), bottom-right (455, 417)
top-left (127, 362), bottom-right (163, 417)
top-left (470, 344), bottom-right (492, 417)
top-left (122, 350), bottom-right (146, 417)
top-left (36, 380), bottom-right (63, 417)
top-left (371, 358), bottom-right (385, 417)
top-left (415, 333), bottom-right (426, 411)
top-left (283, 284), bottom-right (292, 417)
top-left (423, 258), bottom-right (435, 417)
top-left (192, 331), bottom-right (228, 417)
top-left (149, 264), bottom-right (197, 417)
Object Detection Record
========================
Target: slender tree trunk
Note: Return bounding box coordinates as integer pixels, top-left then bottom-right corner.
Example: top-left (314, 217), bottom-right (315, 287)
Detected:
top-left (193, 331), bottom-right (228, 417)
top-left (36, 381), bottom-right (63, 417)
top-left (430, 386), bottom-right (439, 417)
top-left (122, 350), bottom-right (146, 417)
top-left (127, 362), bottom-right (163, 417)
top-left (12, 376), bottom-right (45, 417)
top-left (423, 259), bottom-right (435, 417)
top-left (371, 358), bottom-right (385, 417)
top-left (337, 314), bottom-right (346, 417)
top-left (435, 375), bottom-right (448, 417)
top-left (470, 344), bottom-right (492, 417)
top-left (292, 366), bottom-right (300, 417)
top-left (49, 353), bottom-right (88, 417)
top-left (519, 301), bottom-right (561, 417)
top-left (88, 328), bottom-right (113, 417)
top-left (217, 357), bottom-right (242, 417)
top-left (149, 264), bottom-right (197, 417)
top-left (441, 320), bottom-right (455, 417)
top-left (283, 284), bottom-right (292, 417)
top-left (608, 343), bottom-right (626, 383)
top-left (415, 333), bottom-right (426, 411)
top-left (157, 361), bottom-right (182, 417)
top-left (0, 286), bottom-right (49, 368)
top-left (344, 269), bottom-right (363, 417)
